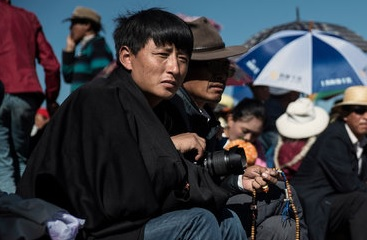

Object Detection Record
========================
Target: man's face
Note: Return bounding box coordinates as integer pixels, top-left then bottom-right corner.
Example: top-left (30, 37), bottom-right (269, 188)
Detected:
top-left (69, 19), bottom-right (90, 43)
top-left (343, 105), bottom-right (367, 139)
top-left (183, 59), bottom-right (230, 108)
top-left (126, 39), bottom-right (190, 106)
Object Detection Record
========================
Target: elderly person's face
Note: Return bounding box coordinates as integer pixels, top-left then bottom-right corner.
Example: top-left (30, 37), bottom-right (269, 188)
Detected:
top-left (183, 59), bottom-right (230, 108)
top-left (343, 105), bottom-right (367, 140)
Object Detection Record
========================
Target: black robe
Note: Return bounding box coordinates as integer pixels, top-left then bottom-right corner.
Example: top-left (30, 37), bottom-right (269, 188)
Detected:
top-left (17, 67), bottom-right (229, 240)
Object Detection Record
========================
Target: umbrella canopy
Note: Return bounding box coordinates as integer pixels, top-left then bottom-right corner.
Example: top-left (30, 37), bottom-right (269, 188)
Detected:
top-left (243, 20), bottom-right (367, 54)
top-left (236, 29), bottom-right (367, 95)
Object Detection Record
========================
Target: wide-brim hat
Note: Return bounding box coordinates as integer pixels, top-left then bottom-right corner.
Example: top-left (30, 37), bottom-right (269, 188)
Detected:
top-left (63, 6), bottom-right (101, 25)
top-left (276, 98), bottom-right (329, 139)
top-left (332, 86), bottom-right (367, 108)
top-left (186, 17), bottom-right (247, 60)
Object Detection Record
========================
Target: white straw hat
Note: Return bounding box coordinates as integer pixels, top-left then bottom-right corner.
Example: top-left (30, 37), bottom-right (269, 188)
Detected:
top-left (276, 98), bottom-right (329, 139)
top-left (333, 86), bottom-right (367, 108)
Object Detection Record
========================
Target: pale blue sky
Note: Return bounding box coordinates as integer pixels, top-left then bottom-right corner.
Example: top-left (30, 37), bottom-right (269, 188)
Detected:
top-left (12, 0), bottom-right (367, 104)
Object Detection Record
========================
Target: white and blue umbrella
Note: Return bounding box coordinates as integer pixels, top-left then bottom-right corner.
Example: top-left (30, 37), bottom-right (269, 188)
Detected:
top-left (236, 30), bottom-right (367, 95)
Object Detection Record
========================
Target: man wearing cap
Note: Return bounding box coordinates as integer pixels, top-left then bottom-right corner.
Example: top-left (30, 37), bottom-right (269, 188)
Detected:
top-left (0, 0), bottom-right (60, 193)
top-left (154, 17), bottom-right (306, 240)
top-left (62, 6), bottom-right (113, 92)
top-left (292, 86), bottom-right (367, 240)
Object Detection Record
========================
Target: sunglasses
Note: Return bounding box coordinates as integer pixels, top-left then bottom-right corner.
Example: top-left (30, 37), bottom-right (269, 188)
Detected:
top-left (191, 60), bottom-right (232, 77)
top-left (347, 106), bottom-right (367, 115)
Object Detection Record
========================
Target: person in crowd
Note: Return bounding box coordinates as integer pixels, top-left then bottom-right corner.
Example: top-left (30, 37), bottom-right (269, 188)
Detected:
top-left (17, 8), bottom-right (278, 239)
top-left (154, 17), bottom-right (308, 240)
top-left (220, 97), bottom-right (308, 239)
top-left (274, 97), bottom-right (329, 180)
top-left (258, 87), bottom-right (300, 167)
top-left (154, 16), bottom-right (248, 154)
top-left (0, 0), bottom-right (60, 193)
top-left (62, 6), bottom-right (113, 92)
top-left (292, 86), bottom-right (367, 240)
top-left (222, 98), bottom-right (267, 167)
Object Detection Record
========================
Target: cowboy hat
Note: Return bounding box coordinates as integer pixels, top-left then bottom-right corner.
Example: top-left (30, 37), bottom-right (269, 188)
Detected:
top-left (63, 6), bottom-right (101, 25)
top-left (186, 17), bottom-right (247, 60)
top-left (276, 98), bottom-right (329, 139)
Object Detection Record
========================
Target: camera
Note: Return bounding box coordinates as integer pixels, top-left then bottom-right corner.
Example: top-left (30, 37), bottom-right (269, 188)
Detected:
top-left (196, 146), bottom-right (247, 176)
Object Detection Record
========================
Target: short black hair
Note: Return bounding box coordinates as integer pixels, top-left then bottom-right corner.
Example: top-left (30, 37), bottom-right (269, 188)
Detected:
top-left (113, 8), bottom-right (193, 61)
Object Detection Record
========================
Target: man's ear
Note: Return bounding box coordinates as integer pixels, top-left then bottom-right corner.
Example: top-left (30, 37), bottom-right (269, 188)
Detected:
top-left (119, 46), bottom-right (132, 70)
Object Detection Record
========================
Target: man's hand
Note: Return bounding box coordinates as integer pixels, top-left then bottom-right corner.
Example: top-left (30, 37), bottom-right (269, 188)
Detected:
top-left (65, 35), bottom-right (76, 52)
top-left (241, 165), bottom-right (278, 192)
top-left (171, 133), bottom-right (206, 161)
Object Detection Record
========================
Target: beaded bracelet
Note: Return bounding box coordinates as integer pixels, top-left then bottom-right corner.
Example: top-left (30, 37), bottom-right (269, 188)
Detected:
top-left (250, 169), bottom-right (300, 240)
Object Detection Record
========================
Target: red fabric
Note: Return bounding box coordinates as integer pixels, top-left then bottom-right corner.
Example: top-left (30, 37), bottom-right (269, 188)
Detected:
top-left (278, 139), bottom-right (307, 179)
top-left (0, 2), bottom-right (60, 102)
top-left (36, 107), bottom-right (50, 119)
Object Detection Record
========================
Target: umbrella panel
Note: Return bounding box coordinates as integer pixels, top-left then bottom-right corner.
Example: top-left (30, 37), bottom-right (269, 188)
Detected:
top-left (236, 30), bottom-right (367, 95)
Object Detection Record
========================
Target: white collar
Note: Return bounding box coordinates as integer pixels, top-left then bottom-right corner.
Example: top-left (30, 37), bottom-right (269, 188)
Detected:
top-left (80, 34), bottom-right (96, 48)
top-left (345, 123), bottom-right (367, 147)
top-left (345, 124), bottom-right (358, 145)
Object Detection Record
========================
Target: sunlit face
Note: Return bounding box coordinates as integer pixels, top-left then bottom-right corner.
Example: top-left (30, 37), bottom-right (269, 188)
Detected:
top-left (183, 59), bottom-right (230, 108)
top-left (343, 106), bottom-right (367, 140)
top-left (121, 39), bottom-right (190, 106)
top-left (227, 115), bottom-right (263, 143)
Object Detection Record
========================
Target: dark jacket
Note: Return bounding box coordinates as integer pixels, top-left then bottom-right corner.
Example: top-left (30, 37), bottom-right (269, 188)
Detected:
top-left (17, 67), bottom-right (229, 240)
top-left (291, 119), bottom-right (367, 240)
top-left (154, 87), bottom-right (222, 153)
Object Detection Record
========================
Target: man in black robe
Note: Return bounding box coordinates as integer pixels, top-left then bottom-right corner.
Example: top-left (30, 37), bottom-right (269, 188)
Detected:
top-left (16, 8), bottom-right (277, 240)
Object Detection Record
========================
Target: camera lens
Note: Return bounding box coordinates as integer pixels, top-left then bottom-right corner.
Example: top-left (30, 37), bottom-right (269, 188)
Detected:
top-left (204, 146), bottom-right (247, 176)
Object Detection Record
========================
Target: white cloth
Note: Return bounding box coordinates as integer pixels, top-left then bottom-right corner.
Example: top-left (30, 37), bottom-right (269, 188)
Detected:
top-left (46, 212), bottom-right (85, 240)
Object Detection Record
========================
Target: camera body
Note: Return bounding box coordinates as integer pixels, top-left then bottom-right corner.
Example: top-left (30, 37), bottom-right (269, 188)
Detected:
top-left (197, 145), bottom-right (247, 176)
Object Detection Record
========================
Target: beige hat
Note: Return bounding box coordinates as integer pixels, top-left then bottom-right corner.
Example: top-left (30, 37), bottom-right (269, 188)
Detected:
top-left (276, 98), bottom-right (329, 139)
top-left (332, 86), bottom-right (367, 108)
top-left (186, 17), bottom-right (247, 60)
top-left (65, 6), bottom-right (101, 25)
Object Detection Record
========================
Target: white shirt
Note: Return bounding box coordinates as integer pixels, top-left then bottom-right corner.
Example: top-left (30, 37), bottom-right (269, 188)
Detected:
top-left (345, 124), bottom-right (367, 175)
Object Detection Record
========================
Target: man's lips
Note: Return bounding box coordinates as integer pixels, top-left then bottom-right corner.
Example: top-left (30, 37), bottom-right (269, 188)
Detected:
top-left (161, 80), bottom-right (177, 88)
top-left (209, 82), bottom-right (225, 91)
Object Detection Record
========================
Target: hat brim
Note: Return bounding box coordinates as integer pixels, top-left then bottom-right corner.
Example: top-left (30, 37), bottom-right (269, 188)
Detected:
top-left (276, 107), bottom-right (329, 139)
top-left (191, 45), bottom-right (247, 60)
top-left (332, 101), bottom-right (367, 109)
top-left (62, 17), bottom-right (100, 25)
